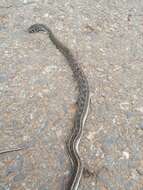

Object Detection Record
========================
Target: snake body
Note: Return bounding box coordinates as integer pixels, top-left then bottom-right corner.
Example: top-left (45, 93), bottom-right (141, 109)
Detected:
top-left (28, 24), bottom-right (90, 190)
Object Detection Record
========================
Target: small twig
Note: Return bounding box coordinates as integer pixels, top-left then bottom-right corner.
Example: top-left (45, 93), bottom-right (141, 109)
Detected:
top-left (0, 119), bottom-right (49, 155)
top-left (0, 147), bottom-right (25, 155)
top-left (83, 167), bottom-right (94, 178)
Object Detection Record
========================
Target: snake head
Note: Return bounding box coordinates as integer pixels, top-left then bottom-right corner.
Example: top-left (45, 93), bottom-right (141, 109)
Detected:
top-left (28, 24), bottom-right (48, 33)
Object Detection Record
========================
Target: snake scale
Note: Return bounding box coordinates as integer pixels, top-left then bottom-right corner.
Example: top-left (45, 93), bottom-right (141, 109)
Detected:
top-left (28, 24), bottom-right (90, 190)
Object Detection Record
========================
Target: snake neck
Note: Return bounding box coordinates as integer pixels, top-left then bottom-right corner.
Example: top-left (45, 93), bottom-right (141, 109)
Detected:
top-left (28, 24), bottom-right (88, 85)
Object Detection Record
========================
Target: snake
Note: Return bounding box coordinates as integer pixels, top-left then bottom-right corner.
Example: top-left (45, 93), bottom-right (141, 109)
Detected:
top-left (28, 24), bottom-right (90, 190)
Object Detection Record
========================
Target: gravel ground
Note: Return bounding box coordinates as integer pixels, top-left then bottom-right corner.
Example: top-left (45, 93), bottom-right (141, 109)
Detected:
top-left (0, 0), bottom-right (143, 190)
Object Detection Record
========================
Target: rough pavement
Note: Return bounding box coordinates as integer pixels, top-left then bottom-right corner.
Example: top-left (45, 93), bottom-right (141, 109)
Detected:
top-left (0, 0), bottom-right (143, 190)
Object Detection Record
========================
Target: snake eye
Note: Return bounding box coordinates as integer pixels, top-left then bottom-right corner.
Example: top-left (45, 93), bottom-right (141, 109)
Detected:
top-left (28, 27), bottom-right (35, 33)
